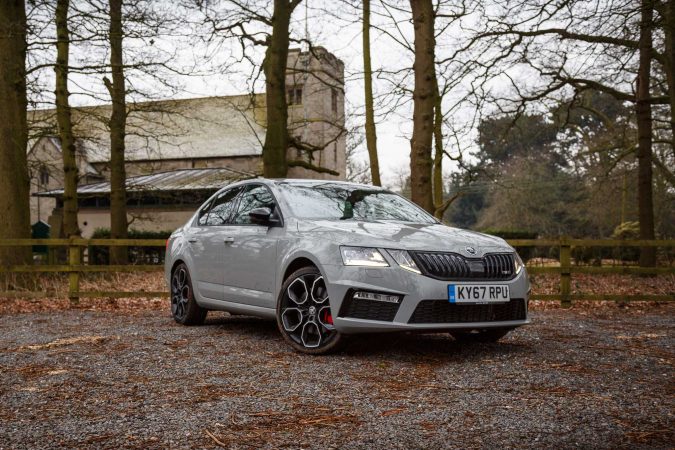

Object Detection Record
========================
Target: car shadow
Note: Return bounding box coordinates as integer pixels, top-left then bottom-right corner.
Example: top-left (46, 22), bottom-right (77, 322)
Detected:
top-left (342, 331), bottom-right (533, 360)
top-left (202, 312), bottom-right (277, 335)
top-left (200, 312), bottom-right (533, 360)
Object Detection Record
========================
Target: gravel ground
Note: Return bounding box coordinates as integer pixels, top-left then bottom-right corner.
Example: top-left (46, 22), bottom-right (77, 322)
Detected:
top-left (0, 306), bottom-right (673, 449)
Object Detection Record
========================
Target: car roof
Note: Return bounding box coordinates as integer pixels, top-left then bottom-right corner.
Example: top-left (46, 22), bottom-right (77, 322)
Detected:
top-left (264, 178), bottom-right (387, 190)
top-left (216, 178), bottom-right (388, 197)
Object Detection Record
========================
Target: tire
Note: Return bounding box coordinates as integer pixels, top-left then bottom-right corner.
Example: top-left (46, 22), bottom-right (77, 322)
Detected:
top-left (450, 327), bottom-right (513, 343)
top-left (170, 263), bottom-right (207, 325)
top-left (276, 266), bottom-right (344, 355)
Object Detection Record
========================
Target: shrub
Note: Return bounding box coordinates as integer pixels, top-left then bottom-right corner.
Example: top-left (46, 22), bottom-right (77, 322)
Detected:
top-left (91, 228), bottom-right (173, 240)
top-left (610, 222), bottom-right (640, 262)
top-left (89, 228), bottom-right (173, 265)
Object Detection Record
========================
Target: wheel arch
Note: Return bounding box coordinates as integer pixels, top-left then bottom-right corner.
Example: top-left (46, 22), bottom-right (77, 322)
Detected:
top-left (277, 252), bottom-right (327, 300)
top-left (170, 258), bottom-right (186, 276)
top-left (282, 256), bottom-right (317, 282)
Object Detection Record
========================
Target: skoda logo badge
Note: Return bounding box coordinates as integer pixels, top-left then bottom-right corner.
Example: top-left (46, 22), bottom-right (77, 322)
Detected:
top-left (466, 246), bottom-right (477, 255)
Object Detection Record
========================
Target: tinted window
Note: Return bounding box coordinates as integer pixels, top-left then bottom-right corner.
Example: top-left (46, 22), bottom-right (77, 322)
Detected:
top-left (202, 187), bottom-right (242, 226)
top-left (277, 183), bottom-right (436, 224)
top-left (232, 185), bottom-right (277, 224)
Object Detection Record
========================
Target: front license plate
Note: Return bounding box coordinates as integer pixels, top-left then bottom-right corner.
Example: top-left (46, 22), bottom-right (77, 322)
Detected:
top-left (448, 284), bottom-right (510, 304)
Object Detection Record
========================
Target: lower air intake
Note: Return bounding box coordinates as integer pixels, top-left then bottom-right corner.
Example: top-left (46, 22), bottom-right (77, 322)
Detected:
top-left (408, 298), bottom-right (526, 324)
top-left (339, 293), bottom-right (400, 322)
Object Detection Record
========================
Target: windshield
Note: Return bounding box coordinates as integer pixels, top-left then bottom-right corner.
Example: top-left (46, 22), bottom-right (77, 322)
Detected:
top-left (277, 183), bottom-right (437, 224)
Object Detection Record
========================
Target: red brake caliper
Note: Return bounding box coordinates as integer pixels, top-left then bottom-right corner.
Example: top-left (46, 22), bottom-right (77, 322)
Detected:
top-left (322, 309), bottom-right (333, 325)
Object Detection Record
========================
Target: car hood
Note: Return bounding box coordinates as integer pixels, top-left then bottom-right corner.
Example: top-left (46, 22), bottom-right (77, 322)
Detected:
top-left (297, 220), bottom-right (512, 256)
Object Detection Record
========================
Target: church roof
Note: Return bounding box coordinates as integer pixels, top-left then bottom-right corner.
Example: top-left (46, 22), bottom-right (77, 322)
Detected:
top-left (35, 168), bottom-right (253, 197)
top-left (28, 94), bottom-right (266, 163)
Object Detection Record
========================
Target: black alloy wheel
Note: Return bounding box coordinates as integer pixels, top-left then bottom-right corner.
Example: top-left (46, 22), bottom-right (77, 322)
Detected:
top-left (276, 266), bottom-right (343, 354)
top-left (170, 263), bottom-right (207, 325)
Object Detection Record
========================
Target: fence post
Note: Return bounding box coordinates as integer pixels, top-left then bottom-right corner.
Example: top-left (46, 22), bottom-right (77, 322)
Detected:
top-left (68, 237), bottom-right (80, 303)
top-left (560, 236), bottom-right (571, 308)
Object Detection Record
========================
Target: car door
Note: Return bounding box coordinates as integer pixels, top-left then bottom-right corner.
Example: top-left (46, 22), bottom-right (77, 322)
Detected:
top-left (185, 186), bottom-right (242, 301)
top-left (223, 184), bottom-right (281, 308)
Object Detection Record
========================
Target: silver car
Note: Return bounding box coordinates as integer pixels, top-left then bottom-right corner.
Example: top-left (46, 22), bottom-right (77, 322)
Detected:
top-left (165, 179), bottom-right (530, 354)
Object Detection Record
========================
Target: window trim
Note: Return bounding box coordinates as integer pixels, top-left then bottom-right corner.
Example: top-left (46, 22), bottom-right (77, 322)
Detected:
top-left (195, 198), bottom-right (213, 227)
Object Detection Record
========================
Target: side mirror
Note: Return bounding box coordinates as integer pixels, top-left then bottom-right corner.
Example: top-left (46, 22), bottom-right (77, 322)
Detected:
top-left (248, 207), bottom-right (273, 225)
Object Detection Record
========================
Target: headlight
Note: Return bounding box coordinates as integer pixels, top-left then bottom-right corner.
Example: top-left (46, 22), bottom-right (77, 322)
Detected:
top-left (340, 246), bottom-right (389, 267)
top-left (386, 249), bottom-right (421, 274)
top-left (514, 253), bottom-right (525, 274)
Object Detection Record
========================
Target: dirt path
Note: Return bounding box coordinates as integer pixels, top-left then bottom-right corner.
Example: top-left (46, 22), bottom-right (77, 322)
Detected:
top-left (0, 307), bottom-right (673, 449)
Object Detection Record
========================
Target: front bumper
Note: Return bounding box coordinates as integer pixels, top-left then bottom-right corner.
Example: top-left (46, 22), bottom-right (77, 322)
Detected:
top-left (322, 264), bottom-right (530, 334)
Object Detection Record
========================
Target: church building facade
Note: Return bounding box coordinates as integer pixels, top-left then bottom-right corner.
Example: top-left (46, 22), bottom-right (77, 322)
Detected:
top-left (29, 47), bottom-right (346, 237)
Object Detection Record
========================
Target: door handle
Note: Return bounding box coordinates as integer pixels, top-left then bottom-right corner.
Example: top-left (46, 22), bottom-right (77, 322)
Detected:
top-left (223, 237), bottom-right (235, 244)
top-left (187, 238), bottom-right (198, 244)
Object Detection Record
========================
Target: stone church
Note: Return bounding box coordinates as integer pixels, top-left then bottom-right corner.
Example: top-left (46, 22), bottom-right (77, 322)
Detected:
top-left (29, 47), bottom-right (346, 237)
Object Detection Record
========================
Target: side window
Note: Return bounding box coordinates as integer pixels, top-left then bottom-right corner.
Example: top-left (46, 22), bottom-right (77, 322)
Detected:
top-left (204, 187), bottom-right (242, 226)
top-left (232, 185), bottom-right (277, 225)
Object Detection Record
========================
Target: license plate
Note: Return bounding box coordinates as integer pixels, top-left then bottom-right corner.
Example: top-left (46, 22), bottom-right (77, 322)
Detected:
top-left (448, 284), bottom-right (510, 303)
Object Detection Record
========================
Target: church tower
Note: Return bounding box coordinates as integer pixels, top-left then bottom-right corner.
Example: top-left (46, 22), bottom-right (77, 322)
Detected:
top-left (285, 47), bottom-right (346, 180)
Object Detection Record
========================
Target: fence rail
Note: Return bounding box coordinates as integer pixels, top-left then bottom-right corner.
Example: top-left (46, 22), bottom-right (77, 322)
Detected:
top-left (0, 237), bottom-right (673, 305)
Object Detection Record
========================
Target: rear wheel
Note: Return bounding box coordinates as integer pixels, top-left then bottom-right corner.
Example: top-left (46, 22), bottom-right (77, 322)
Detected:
top-left (170, 263), bottom-right (207, 325)
top-left (450, 327), bottom-right (513, 343)
top-left (276, 267), bottom-right (343, 355)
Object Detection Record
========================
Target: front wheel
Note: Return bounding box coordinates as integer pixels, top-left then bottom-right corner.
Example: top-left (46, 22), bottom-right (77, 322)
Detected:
top-left (170, 263), bottom-right (207, 325)
top-left (276, 267), bottom-right (344, 355)
top-left (450, 327), bottom-right (513, 343)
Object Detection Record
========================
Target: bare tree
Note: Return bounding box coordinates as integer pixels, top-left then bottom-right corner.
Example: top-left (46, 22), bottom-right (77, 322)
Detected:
top-left (409, 0), bottom-right (435, 214)
top-left (451, 0), bottom-right (670, 264)
top-left (262, 0), bottom-right (302, 177)
top-left (104, 0), bottom-right (128, 263)
top-left (636, 0), bottom-right (656, 266)
top-left (198, 0), bottom-right (349, 177)
top-left (55, 0), bottom-right (79, 237)
top-left (660, 0), bottom-right (675, 139)
top-left (0, 0), bottom-right (31, 263)
top-left (362, 0), bottom-right (381, 186)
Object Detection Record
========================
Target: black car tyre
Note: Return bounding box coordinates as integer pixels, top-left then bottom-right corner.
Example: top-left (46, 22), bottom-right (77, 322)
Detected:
top-left (170, 263), bottom-right (207, 325)
top-left (276, 266), bottom-right (344, 355)
top-left (450, 327), bottom-right (513, 343)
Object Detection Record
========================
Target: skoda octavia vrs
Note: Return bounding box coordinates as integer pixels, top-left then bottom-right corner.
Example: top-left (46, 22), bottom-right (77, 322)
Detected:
top-left (165, 179), bottom-right (530, 354)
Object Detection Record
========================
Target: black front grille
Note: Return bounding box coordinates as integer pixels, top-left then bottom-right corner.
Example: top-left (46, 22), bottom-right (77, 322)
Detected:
top-left (410, 251), bottom-right (515, 281)
top-left (409, 299), bottom-right (526, 324)
top-left (339, 294), bottom-right (400, 322)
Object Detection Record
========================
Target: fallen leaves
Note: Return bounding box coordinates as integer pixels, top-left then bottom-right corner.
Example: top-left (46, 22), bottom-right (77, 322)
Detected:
top-left (381, 408), bottom-right (406, 416)
top-left (202, 406), bottom-right (362, 449)
top-left (18, 335), bottom-right (113, 351)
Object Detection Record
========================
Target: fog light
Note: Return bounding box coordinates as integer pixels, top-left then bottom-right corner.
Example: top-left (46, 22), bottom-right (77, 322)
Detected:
top-left (353, 291), bottom-right (402, 304)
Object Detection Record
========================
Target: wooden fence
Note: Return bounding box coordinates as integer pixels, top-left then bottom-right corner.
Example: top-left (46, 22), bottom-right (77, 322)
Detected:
top-left (0, 237), bottom-right (673, 306)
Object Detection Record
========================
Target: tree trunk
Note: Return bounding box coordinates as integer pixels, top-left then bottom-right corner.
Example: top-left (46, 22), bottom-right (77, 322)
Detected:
top-left (409, 0), bottom-right (435, 214)
top-left (262, 0), bottom-right (297, 178)
top-left (106, 0), bottom-right (128, 264)
top-left (363, 0), bottom-right (381, 186)
top-left (432, 76), bottom-right (444, 219)
top-left (664, 0), bottom-right (675, 140)
top-left (636, 0), bottom-right (655, 267)
top-left (0, 0), bottom-right (31, 264)
top-left (55, 0), bottom-right (79, 237)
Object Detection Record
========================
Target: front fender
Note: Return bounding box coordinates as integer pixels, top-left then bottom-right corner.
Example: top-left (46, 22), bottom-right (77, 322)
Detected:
top-left (275, 236), bottom-right (341, 297)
